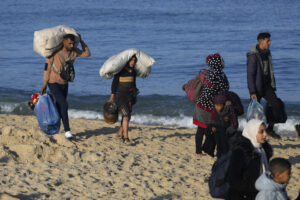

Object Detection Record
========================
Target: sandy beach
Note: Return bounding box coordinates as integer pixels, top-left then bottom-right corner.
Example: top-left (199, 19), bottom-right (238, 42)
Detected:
top-left (0, 114), bottom-right (299, 200)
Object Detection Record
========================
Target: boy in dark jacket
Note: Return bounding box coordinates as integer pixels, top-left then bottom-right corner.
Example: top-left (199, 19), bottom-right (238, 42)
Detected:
top-left (203, 93), bottom-right (238, 158)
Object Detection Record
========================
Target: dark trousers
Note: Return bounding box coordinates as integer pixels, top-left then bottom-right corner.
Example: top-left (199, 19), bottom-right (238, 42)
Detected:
top-left (48, 83), bottom-right (70, 132)
top-left (195, 126), bottom-right (206, 154)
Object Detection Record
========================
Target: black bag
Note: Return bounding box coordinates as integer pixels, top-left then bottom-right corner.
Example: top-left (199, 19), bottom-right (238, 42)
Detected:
top-left (266, 98), bottom-right (287, 123)
top-left (52, 51), bottom-right (75, 82)
top-left (208, 150), bottom-right (231, 198)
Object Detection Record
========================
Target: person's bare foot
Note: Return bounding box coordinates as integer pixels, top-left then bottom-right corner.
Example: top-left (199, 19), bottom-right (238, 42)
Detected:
top-left (115, 133), bottom-right (123, 141)
top-left (196, 153), bottom-right (206, 157)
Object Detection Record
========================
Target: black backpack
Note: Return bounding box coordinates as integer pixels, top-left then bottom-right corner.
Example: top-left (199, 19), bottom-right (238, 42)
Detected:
top-left (52, 51), bottom-right (75, 82)
top-left (208, 150), bottom-right (232, 198)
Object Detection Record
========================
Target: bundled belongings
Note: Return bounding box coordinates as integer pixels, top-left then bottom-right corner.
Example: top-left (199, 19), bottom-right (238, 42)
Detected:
top-left (103, 102), bottom-right (118, 124)
top-left (34, 94), bottom-right (61, 135)
top-left (33, 25), bottom-right (79, 58)
top-left (266, 98), bottom-right (287, 124)
top-left (182, 69), bottom-right (208, 103)
top-left (208, 150), bottom-right (232, 198)
top-left (246, 99), bottom-right (267, 123)
top-left (99, 48), bottom-right (155, 79)
top-left (28, 93), bottom-right (40, 110)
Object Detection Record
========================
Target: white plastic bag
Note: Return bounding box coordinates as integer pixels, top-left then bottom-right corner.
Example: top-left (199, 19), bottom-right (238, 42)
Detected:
top-left (33, 25), bottom-right (79, 58)
top-left (99, 48), bottom-right (155, 79)
top-left (246, 99), bottom-right (267, 123)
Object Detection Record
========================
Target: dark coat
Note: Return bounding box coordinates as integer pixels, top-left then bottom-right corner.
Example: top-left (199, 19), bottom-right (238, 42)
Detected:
top-left (226, 135), bottom-right (273, 200)
top-left (246, 45), bottom-right (276, 97)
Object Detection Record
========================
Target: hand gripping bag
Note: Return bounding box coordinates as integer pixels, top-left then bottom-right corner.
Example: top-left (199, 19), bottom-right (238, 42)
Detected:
top-left (99, 48), bottom-right (155, 79)
top-left (34, 94), bottom-right (61, 135)
top-left (246, 99), bottom-right (267, 123)
top-left (33, 25), bottom-right (79, 58)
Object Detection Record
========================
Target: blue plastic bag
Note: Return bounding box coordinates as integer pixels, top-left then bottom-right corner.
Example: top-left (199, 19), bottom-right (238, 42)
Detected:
top-left (246, 99), bottom-right (267, 123)
top-left (34, 94), bottom-right (60, 135)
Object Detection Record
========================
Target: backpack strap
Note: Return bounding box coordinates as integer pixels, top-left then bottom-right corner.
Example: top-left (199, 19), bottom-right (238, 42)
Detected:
top-left (58, 50), bottom-right (72, 62)
top-left (51, 51), bottom-right (72, 74)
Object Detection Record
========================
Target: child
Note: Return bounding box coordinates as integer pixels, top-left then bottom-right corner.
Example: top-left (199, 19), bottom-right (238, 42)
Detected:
top-left (203, 93), bottom-right (238, 158)
top-left (255, 157), bottom-right (292, 200)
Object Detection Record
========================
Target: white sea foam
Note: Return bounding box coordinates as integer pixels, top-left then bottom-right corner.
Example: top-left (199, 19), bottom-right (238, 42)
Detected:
top-left (238, 118), bottom-right (299, 136)
top-left (67, 109), bottom-right (299, 137)
top-left (68, 109), bottom-right (102, 120)
top-left (0, 105), bottom-right (298, 136)
top-left (0, 102), bottom-right (19, 113)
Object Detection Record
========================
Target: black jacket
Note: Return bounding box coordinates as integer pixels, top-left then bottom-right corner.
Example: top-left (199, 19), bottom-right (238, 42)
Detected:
top-left (226, 134), bottom-right (273, 200)
top-left (246, 45), bottom-right (276, 97)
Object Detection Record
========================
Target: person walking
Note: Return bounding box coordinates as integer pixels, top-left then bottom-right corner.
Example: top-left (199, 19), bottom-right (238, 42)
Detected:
top-left (193, 53), bottom-right (229, 156)
top-left (41, 34), bottom-right (91, 139)
top-left (108, 55), bottom-right (139, 144)
top-left (247, 32), bottom-right (286, 139)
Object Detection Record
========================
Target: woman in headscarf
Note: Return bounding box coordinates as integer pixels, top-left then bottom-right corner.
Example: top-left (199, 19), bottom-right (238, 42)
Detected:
top-left (108, 55), bottom-right (138, 144)
top-left (226, 119), bottom-right (273, 200)
top-left (193, 53), bottom-right (229, 156)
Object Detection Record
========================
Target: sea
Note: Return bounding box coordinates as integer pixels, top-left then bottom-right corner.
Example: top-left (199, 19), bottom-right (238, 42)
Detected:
top-left (0, 0), bottom-right (300, 136)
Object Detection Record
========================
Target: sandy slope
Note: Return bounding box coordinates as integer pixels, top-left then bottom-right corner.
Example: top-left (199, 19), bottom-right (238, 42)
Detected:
top-left (0, 114), bottom-right (299, 200)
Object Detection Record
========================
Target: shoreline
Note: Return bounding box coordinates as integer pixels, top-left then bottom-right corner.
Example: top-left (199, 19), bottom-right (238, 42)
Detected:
top-left (0, 114), bottom-right (299, 199)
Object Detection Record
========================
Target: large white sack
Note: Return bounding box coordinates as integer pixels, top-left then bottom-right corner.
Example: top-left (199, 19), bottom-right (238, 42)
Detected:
top-left (100, 48), bottom-right (155, 79)
top-left (33, 25), bottom-right (79, 58)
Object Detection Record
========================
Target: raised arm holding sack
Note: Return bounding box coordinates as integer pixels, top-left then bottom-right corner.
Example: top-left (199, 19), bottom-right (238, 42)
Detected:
top-left (101, 49), bottom-right (154, 145)
top-left (108, 55), bottom-right (139, 145)
top-left (39, 32), bottom-right (90, 139)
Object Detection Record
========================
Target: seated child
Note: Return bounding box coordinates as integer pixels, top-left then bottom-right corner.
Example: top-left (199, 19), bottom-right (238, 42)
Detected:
top-left (255, 157), bottom-right (293, 200)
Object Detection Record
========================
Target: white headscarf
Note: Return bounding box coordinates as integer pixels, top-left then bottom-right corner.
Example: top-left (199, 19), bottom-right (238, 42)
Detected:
top-left (242, 119), bottom-right (264, 148)
top-left (242, 119), bottom-right (269, 173)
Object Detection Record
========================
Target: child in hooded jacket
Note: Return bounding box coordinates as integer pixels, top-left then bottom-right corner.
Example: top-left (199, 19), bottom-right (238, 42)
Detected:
top-left (255, 157), bottom-right (293, 200)
top-left (203, 93), bottom-right (239, 158)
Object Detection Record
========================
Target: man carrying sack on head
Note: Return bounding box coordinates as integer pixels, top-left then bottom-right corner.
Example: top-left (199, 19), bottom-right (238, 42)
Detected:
top-left (247, 32), bottom-right (287, 139)
top-left (41, 34), bottom-right (91, 139)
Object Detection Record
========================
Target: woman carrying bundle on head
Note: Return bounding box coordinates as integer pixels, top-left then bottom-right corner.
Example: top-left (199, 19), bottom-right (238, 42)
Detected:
top-left (108, 55), bottom-right (139, 144)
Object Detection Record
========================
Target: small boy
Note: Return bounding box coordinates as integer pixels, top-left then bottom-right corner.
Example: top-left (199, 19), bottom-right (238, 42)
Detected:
top-left (255, 157), bottom-right (292, 200)
top-left (203, 94), bottom-right (238, 158)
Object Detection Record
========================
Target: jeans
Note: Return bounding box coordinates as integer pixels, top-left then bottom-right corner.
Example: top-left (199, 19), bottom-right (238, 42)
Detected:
top-left (48, 83), bottom-right (70, 132)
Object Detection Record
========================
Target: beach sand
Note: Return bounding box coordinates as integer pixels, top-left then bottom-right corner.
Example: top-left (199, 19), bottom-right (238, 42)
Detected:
top-left (0, 114), bottom-right (299, 200)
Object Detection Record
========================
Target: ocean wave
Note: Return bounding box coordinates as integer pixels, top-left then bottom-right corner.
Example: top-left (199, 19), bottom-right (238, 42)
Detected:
top-left (0, 102), bottom-right (299, 137)
top-left (68, 109), bottom-right (298, 136)
top-left (0, 102), bottom-right (20, 113)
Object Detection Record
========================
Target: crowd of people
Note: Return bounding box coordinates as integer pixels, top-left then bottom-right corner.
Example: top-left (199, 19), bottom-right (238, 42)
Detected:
top-left (38, 31), bottom-right (298, 200)
top-left (190, 33), bottom-right (298, 200)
